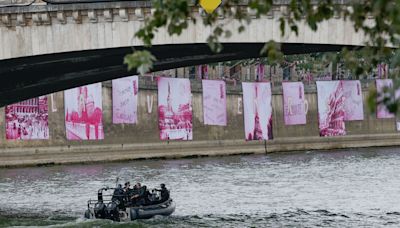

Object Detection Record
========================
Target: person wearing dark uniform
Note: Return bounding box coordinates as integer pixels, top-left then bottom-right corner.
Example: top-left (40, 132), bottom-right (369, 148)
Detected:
top-left (156, 183), bottom-right (170, 203)
top-left (130, 183), bottom-right (142, 206)
top-left (112, 184), bottom-right (125, 209)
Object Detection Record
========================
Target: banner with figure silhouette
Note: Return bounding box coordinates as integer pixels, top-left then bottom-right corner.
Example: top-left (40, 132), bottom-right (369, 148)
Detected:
top-left (282, 82), bottom-right (307, 125)
top-left (376, 79), bottom-right (395, 119)
top-left (242, 82), bottom-right (273, 140)
top-left (202, 80), bottom-right (227, 126)
top-left (342, 80), bottom-right (364, 121)
top-left (158, 77), bottom-right (193, 140)
top-left (316, 81), bottom-right (346, 137)
top-left (5, 96), bottom-right (49, 140)
top-left (64, 83), bottom-right (104, 140)
top-left (112, 76), bottom-right (139, 124)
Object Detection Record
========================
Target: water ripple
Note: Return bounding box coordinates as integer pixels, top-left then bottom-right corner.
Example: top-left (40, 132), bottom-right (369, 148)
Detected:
top-left (1, 147), bottom-right (400, 227)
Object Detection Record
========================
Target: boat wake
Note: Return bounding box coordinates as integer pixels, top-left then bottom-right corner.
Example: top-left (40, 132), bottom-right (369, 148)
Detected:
top-left (2, 209), bottom-right (400, 227)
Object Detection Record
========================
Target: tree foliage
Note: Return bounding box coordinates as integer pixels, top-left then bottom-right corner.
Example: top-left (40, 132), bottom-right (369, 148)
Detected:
top-left (124, 0), bottom-right (400, 114)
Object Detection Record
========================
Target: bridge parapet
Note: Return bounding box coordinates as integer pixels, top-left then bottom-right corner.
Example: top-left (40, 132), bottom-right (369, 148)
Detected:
top-left (0, 0), bottom-right (366, 61)
top-left (0, 0), bottom-right (352, 26)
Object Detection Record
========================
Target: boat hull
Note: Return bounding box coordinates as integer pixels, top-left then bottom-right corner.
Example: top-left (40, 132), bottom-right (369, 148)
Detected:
top-left (85, 199), bottom-right (175, 221)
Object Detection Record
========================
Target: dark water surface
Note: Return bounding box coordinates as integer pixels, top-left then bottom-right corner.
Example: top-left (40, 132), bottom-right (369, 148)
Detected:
top-left (2, 147), bottom-right (400, 227)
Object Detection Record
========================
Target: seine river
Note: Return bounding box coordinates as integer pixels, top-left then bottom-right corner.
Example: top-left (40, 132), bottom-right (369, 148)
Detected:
top-left (1, 147), bottom-right (400, 227)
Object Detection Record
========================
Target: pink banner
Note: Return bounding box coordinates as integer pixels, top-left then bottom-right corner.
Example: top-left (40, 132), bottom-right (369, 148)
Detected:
top-left (242, 82), bottom-right (273, 140)
top-left (202, 80), bottom-right (227, 126)
top-left (158, 77), bottom-right (193, 140)
top-left (316, 81), bottom-right (346, 137)
top-left (112, 76), bottom-right (139, 124)
top-left (256, 64), bottom-right (265, 81)
top-left (282, 82), bottom-right (307, 125)
top-left (64, 83), bottom-right (104, 140)
top-left (342, 80), bottom-right (364, 121)
top-left (376, 79), bottom-right (395, 119)
top-left (5, 96), bottom-right (49, 140)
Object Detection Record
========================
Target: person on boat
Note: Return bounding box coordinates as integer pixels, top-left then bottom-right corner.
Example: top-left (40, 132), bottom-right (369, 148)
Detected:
top-left (112, 184), bottom-right (125, 209)
top-left (138, 185), bottom-right (149, 205)
top-left (144, 187), bottom-right (153, 205)
top-left (123, 182), bottom-right (130, 192)
top-left (130, 182), bottom-right (142, 206)
top-left (155, 184), bottom-right (170, 203)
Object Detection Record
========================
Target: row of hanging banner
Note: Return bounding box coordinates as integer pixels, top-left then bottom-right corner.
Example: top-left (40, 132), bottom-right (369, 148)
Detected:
top-left (4, 77), bottom-right (397, 141)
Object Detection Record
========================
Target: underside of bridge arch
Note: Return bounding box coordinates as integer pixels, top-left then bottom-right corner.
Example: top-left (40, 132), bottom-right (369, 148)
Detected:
top-left (0, 42), bottom-right (356, 107)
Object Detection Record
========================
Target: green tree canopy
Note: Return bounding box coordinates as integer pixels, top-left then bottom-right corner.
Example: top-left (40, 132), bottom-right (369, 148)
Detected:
top-left (125, 0), bottom-right (400, 114)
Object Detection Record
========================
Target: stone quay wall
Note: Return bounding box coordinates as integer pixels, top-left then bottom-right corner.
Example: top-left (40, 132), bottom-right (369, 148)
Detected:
top-left (0, 79), bottom-right (398, 167)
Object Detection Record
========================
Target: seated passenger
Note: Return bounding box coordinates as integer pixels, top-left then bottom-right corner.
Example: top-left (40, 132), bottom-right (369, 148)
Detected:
top-left (112, 184), bottom-right (125, 208)
top-left (136, 185), bottom-right (148, 206)
top-left (130, 183), bottom-right (142, 206)
top-left (155, 184), bottom-right (170, 203)
top-left (123, 182), bottom-right (130, 193)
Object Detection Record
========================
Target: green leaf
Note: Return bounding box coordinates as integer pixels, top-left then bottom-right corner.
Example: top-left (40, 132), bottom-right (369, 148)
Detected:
top-left (124, 50), bottom-right (157, 75)
top-left (238, 25), bottom-right (245, 33)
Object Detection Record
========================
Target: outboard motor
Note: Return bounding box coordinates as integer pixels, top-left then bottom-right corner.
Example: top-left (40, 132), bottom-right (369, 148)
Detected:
top-left (94, 202), bottom-right (106, 219)
top-left (106, 202), bottom-right (120, 221)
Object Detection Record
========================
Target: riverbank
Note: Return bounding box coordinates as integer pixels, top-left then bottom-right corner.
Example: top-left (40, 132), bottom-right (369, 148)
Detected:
top-left (2, 133), bottom-right (400, 168)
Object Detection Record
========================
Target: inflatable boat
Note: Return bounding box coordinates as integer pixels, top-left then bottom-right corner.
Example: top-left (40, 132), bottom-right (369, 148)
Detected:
top-left (84, 186), bottom-right (175, 221)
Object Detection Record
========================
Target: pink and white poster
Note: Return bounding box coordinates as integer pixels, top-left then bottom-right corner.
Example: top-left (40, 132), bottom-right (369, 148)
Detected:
top-left (5, 96), bottom-right (49, 140)
top-left (282, 82), bottom-right (307, 125)
top-left (376, 79), bottom-right (395, 119)
top-left (112, 76), bottom-right (139, 124)
top-left (342, 80), bottom-right (364, 121)
top-left (64, 83), bottom-right (104, 140)
top-left (202, 80), bottom-right (227, 126)
top-left (242, 82), bottom-right (273, 140)
top-left (316, 81), bottom-right (346, 137)
top-left (158, 77), bottom-right (193, 140)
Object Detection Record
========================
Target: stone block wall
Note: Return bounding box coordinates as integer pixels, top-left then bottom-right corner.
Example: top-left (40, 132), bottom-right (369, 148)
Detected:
top-left (0, 79), bottom-right (396, 149)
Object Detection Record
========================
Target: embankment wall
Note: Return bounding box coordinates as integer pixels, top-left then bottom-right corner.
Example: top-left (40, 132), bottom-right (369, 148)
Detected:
top-left (0, 79), bottom-right (398, 167)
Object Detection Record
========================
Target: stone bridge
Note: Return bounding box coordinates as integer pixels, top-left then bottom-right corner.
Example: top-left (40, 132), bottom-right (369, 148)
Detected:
top-left (0, 0), bottom-right (368, 105)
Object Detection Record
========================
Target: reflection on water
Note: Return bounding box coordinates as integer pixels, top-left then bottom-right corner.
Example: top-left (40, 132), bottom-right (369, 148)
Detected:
top-left (1, 147), bottom-right (400, 227)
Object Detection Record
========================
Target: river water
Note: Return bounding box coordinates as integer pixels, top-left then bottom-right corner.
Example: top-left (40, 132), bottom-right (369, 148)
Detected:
top-left (1, 147), bottom-right (400, 227)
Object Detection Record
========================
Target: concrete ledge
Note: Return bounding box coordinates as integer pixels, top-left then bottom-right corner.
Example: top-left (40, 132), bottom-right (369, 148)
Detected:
top-left (1, 133), bottom-right (400, 168)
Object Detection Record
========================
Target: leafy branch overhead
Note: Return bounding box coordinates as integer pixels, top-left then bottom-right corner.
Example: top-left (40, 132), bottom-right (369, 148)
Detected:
top-left (124, 0), bottom-right (400, 114)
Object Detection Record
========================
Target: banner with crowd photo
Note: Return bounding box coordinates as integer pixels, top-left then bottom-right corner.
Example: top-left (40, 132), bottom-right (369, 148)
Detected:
top-left (5, 96), bottom-right (49, 140)
top-left (112, 76), bottom-right (139, 124)
top-left (158, 77), bottom-right (193, 141)
top-left (64, 83), bottom-right (104, 140)
top-left (282, 82), bottom-right (307, 125)
top-left (316, 81), bottom-right (346, 137)
top-left (342, 80), bottom-right (364, 121)
top-left (376, 79), bottom-right (395, 119)
top-left (202, 80), bottom-right (227, 126)
top-left (242, 82), bottom-right (273, 140)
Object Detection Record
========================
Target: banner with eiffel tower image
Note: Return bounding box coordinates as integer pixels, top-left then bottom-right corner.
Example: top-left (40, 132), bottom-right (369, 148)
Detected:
top-left (157, 77), bottom-right (193, 141)
top-left (316, 81), bottom-right (346, 137)
top-left (242, 82), bottom-right (273, 141)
